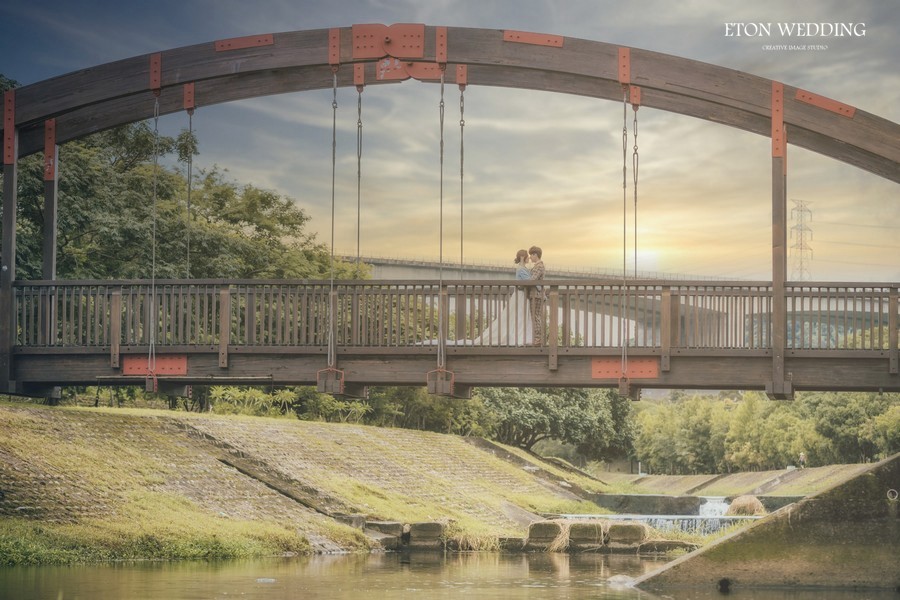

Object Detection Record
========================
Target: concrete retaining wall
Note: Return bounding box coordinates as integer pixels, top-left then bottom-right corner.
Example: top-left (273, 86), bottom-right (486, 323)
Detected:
top-left (590, 494), bottom-right (702, 515)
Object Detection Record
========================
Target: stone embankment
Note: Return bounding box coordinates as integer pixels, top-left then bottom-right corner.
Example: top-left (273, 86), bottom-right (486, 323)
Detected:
top-left (0, 404), bottom-right (614, 556)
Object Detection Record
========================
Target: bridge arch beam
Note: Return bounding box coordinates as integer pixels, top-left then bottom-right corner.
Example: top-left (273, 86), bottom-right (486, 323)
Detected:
top-left (2, 24), bottom-right (899, 182)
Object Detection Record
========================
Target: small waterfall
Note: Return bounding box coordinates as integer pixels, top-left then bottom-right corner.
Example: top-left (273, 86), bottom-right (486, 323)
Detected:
top-left (699, 496), bottom-right (729, 517)
top-left (558, 496), bottom-right (760, 535)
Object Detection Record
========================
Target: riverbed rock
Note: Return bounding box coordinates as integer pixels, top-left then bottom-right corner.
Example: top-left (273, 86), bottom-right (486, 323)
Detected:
top-left (607, 522), bottom-right (650, 550)
top-left (407, 522), bottom-right (445, 549)
top-left (567, 521), bottom-right (607, 548)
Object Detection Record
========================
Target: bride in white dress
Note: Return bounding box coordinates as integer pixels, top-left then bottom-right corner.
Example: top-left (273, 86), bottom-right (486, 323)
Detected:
top-left (469, 249), bottom-right (534, 346)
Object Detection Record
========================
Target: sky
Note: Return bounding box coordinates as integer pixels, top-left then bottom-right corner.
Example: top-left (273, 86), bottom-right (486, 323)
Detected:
top-left (1, 0), bottom-right (898, 282)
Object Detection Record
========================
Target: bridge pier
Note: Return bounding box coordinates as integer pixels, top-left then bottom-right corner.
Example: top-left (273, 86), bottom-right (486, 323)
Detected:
top-left (1, 93), bottom-right (17, 394)
top-left (767, 84), bottom-right (793, 401)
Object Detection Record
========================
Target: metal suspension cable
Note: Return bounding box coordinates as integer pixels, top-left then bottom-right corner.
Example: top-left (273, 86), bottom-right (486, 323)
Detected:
top-left (459, 85), bottom-right (465, 278)
top-left (186, 109), bottom-right (193, 279)
top-left (148, 96), bottom-right (160, 376)
top-left (327, 69), bottom-right (338, 369)
top-left (620, 88), bottom-right (629, 375)
top-left (356, 87), bottom-right (363, 274)
top-left (437, 67), bottom-right (447, 370)
top-left (632, 104), bottom-right (639, 277)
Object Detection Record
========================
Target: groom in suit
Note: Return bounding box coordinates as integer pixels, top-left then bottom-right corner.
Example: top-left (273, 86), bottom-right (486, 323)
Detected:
top-left (528, 246), bottom-right (546, 345)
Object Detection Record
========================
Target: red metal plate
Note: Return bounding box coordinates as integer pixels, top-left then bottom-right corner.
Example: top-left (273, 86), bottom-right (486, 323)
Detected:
top-left (591, 357), bottom-right (659, 379)
top-left (214, 34), bottom-right (275, 52)
top-left (618, 47), bottom-right (630, 84)
top-left (771, 82), bottom-right (784, 158)
top-left (122, 354), bottom-right (188, 376)
top-left (149, 53), bottom-right (161, 92)
top-left (629, 85), bottom-right (641, 107)
top-left (405, 62), bottom-right (444, 81)
top-left (329, 28), bottom-right (340, 66)
top-left (503, 30), bottom-right (564, 47)
top-left (3, 90), bottom-right (14, 165)
top-left (183, 83), bottom-right (195, 111)
top-left (375, 57), bottom-right (411, 81)
top-left (43, 119), bottom-right (56, 180)
top-left (352, 23), bottom-right (425, 59)
top-left (456, 64), bottom-right (468, 87)
top-left (435, 26), bottom-right (447, 63)
top-left (795, 89), bottom-right (856, 118)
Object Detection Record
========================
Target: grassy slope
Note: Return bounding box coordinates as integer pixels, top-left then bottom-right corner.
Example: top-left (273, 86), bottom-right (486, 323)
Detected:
top-left (0, 403), bottom-right (612, 564)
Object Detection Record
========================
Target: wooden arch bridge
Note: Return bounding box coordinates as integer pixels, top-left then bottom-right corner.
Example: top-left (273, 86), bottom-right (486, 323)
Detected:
top-left (2, 24), bottom-right (900, 400)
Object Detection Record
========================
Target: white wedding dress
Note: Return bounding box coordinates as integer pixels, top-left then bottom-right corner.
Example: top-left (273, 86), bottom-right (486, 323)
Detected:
top-left (468, 286), bottom-right (534, 346)
top-left (419, 265), bottom-right (534, 347)
top-left (467, 265), bottom-right (534, 346)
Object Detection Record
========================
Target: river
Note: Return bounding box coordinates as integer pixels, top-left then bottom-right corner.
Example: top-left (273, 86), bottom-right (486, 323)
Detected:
top-left (1, 552), bottom-right (896, 599)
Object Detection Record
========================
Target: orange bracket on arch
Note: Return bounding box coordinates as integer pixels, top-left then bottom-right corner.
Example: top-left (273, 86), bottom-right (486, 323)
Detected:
top-left (3, 90), bottom-right (14, 165)
top-left (352, 23), bottom-right (426, 59)
top-left (375, 59), bottom-right (464, 83)
top-left (795, 89), bottom-right (856, 118)
top-left (771, 81), bottom-right (785, 158)
top-left (44, 119), bottom-right (56, 180)
top-left (503, 30), bottom-right (563, 47)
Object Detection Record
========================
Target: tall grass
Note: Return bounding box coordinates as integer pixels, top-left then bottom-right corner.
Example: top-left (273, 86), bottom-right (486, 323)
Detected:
top-left (0, 491), bottom-right (312, 565)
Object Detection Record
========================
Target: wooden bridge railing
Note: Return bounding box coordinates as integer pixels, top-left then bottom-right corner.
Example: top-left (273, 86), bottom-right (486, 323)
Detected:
top-left (13, 280), bottom-right (899, 354)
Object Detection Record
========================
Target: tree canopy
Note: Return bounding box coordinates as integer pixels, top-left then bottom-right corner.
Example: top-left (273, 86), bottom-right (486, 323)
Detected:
top-left (1, 70), bottom-right (362, 282)
top-left (633, 390), bottom-right (899, 473)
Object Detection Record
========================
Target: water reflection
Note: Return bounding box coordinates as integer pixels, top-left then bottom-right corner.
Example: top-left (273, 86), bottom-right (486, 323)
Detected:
top-left (0, 552), bottom-right (895, 599)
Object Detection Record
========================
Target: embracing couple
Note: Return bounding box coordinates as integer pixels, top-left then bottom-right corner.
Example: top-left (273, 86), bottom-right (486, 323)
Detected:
top-left (513, 246), bottom-right (546, 346)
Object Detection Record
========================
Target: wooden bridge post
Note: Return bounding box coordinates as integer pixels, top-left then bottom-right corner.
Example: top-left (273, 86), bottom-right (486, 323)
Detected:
top-left (890, 288), bottom-right (898, 375)
top-left (660, 287), bottom-right (676, 372)
top-left (218, 286), bottom-right (230, 368)
top-left (767, 81), bottom-right (792, 400)
top-left (110, 289), bottom-right (121, 368)
top-left (548, 288), bottom-right (559, 370)
top-left (454, 287), bottom-right (467, 341)
top-left (440, 287), bottom-right (451, 345)
top-left (0, 91), bottom-right (17, 393)
top-left (42, 119), bottom-right (58, 281)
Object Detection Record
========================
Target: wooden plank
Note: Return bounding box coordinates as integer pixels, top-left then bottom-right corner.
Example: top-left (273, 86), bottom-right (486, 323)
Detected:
top-left (548, 289), bottom-right (559, 370)
top-left (891, 290), bottom-right (898, 374)
top-left (110, 290), bottom-right (121, 368)
top-left (218, 287), bottom-right (230, 368)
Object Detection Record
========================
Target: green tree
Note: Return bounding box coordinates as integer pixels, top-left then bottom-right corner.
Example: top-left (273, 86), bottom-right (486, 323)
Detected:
top-left (478, 387), bottom-right (634, 461)
top-left (804, 392), bottom-right (892, 463)
top-left (866, 404), bottom-right (900, 459)
top-left (633, 400), bottom-right (681, 474)
top-left (7, 116), bottom-right (364, 280)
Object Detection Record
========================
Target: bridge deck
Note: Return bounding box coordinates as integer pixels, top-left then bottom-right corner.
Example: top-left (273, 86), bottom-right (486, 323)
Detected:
top-left (11, 279), bottom-right (900, 397)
